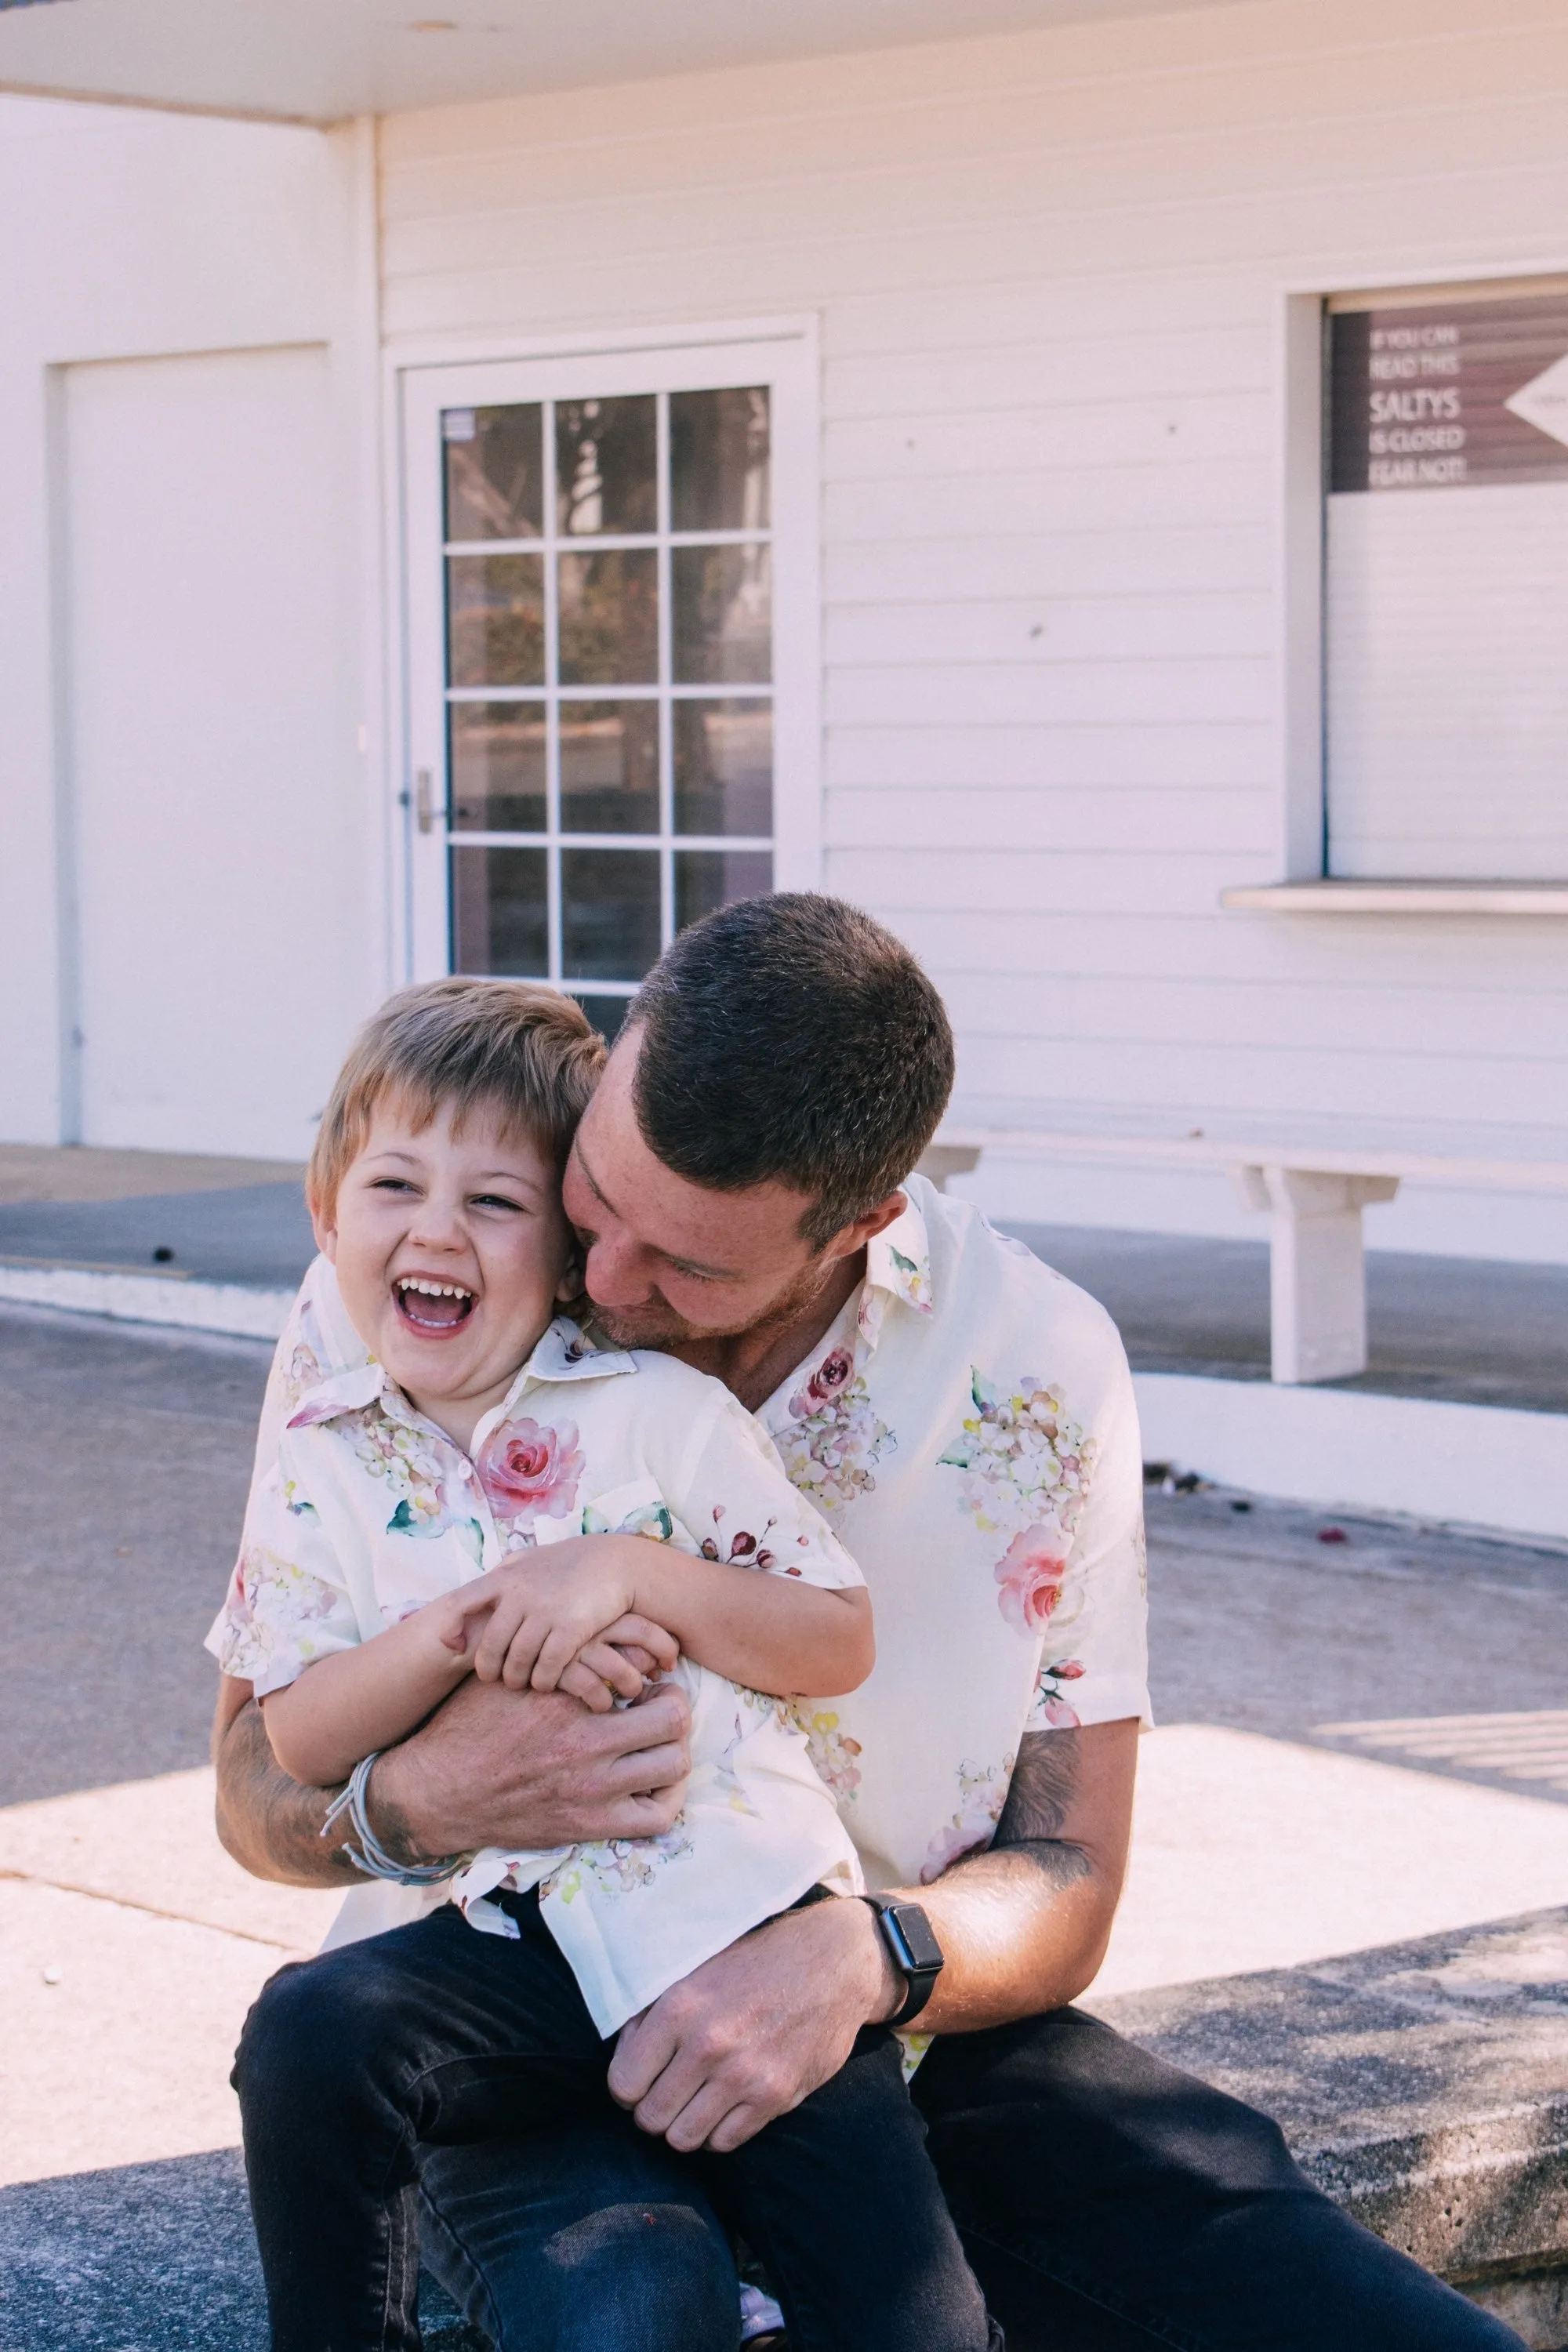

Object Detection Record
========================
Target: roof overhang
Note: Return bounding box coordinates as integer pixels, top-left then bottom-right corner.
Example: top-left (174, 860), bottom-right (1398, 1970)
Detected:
top-left (0, 0), bottom-right (1241, 127)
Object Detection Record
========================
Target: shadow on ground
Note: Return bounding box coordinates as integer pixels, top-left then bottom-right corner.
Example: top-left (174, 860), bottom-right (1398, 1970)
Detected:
top-left (0, 2150), bottom-right (475, 2351)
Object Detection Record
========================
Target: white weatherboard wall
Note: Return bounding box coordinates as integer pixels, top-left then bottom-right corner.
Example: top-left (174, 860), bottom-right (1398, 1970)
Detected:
top-left (379, 0), bottom-right (1568, 1263)
top-left (0, 96), bottom-right (379, 1160)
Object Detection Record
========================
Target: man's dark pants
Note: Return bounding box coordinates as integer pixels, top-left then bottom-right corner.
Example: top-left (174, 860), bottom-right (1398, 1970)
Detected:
top-left (412, 1989), bottom-right (1521, 2352)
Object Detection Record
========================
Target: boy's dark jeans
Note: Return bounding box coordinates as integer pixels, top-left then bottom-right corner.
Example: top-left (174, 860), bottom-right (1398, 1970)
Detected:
top-left (235, 1896), bottom-right (997, 2352)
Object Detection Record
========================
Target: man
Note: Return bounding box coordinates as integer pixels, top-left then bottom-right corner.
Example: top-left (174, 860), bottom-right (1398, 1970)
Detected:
top-left (216, 895), bottom-right (1514, 2350)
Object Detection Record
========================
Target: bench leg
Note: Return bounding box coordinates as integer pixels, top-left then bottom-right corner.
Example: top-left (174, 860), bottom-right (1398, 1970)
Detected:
top-left (916, 1144), bottom-right (982, 1193)
top-left (1261, 1170), bottom-right (1399, 1385)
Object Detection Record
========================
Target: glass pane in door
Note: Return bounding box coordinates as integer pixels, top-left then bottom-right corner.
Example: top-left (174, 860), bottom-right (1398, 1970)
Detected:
top-left (555, 396), bottom-right (658, 535)
top-left (560, 702), bottom-right (660, 834)
top-left (448, 702), bottom-right (546, 833)
top-left (447, 554), bottom-right (546, 688)
top-left (561, 849), bottom-right (661, 980)
top-left (450, 846), bottom-right (549, 975)
top-left (444, 403), bottom-right (544, 541)
top-left (670, 388), bottom-right (770, 531)
top-left (673, 545), bottom-right (771, 684)
top-left (673, 701), bottom-right (772, 835)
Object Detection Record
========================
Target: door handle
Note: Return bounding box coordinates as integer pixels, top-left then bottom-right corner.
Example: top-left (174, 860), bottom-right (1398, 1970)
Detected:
top-left (415, 768), bottom-right (448, 835)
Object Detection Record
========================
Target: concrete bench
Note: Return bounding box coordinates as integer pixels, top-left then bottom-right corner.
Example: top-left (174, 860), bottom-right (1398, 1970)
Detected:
top-left (4, 1907), bottom-right (1563, 2349)
top-left (1086, 1903), bottom-right (1568, 2352)
top-left (920, 1125), bottom-right (1568, 1386)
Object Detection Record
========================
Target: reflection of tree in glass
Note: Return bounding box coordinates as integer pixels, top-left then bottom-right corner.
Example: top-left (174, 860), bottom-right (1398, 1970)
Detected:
top-left (561, 702), bottom-right (660, 833)
top-left (673, 545), bottom-right (771, 685)
top-left (674, 701), bottom-right (773, 836)
top-left (444, 407), bottom-right (543, 541)
top-left (675, 849), bottom-right (773, 930)
top-left (451, 846), bottom-right (549, 975)
top-left (449, 703), bottom-right (546, 831)
top-left (554, 397), bottom-right (657, 536)
top-left (448, 555), bottom-right (546, 688)
top-left (557, 551), bottom-right (659, 685)
top-left (561, 848), bottom-right (662, 981)
top-left (670, 388), bottom-right (771, 532)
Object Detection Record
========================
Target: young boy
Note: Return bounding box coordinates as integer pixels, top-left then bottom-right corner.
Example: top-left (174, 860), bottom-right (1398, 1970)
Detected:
top-left (211, 979), bottom-right (993, 2352)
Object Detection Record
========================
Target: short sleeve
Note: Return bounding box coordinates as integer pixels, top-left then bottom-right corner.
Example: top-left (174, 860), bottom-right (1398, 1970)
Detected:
top-left (1022, 1335), bottom-right (1150, 1734)
top-left (672, 1388), bottom-right (865, 1592)
top-left (204, 1453), bottom-right (362, 1700)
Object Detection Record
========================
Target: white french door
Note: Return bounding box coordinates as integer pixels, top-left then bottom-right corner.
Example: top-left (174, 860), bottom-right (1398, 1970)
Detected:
top-left (400, 333), bottom-right (819, 1036)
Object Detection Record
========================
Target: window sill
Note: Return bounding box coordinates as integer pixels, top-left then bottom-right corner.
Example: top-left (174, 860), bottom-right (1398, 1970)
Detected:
top-left (1221, 880), bottom-right (1568, 915)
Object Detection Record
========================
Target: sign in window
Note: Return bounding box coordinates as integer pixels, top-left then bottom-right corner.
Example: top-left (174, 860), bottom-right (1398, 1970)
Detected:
top-left (1325, 281), bottom-right (1568, 880)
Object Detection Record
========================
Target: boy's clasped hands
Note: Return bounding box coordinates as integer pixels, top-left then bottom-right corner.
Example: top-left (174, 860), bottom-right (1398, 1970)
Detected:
top-left (434, 1534), bottom-right (682, 1713)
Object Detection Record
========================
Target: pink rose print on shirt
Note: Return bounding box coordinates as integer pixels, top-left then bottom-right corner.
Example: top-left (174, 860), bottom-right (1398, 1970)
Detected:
top-left (1035, 1657), bottom-right (1085, 1728)
top-left (476, 1416), bottom-right (585, 1529)
top-left (993, 1525), bottom-right (1069, 1634)
top-left (789, 1345), bottom-right (855, 1417)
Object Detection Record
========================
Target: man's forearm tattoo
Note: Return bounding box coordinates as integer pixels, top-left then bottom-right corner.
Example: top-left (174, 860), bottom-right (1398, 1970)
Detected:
top-left (214, 1699), bottom-right (359, 1886)
top-left (985, 1730), bottom-right (1092, 1893)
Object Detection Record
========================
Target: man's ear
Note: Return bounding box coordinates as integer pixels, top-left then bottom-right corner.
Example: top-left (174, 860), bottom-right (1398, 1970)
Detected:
top-left (821, 1191), bottom-right (907, 1265)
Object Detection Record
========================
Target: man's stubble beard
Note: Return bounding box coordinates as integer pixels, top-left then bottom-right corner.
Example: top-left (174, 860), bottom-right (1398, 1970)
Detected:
top-left (586, 1250), bottom-right (839, 1360)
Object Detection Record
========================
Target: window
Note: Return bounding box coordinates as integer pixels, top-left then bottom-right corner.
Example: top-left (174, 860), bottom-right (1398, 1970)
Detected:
top-left (402, 339), bottom-right (815, 1039)
top-left (1324, 279), bottom-right (1568, 881)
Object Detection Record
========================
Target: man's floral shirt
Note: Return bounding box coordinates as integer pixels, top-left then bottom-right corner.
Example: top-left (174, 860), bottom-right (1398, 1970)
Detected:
top-left (758, 1178), bottom-right (1149, 1893)
top-left (206, 1283), bottom-right (863, 2034)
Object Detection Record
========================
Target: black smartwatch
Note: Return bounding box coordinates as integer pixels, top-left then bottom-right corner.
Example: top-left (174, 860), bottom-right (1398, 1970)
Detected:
top-left (862, 1896), bottom-right (944, 2027)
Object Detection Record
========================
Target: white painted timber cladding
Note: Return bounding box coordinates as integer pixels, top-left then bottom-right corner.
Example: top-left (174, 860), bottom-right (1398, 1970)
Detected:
top-left (379, 0), bottom-right (1568, 1258)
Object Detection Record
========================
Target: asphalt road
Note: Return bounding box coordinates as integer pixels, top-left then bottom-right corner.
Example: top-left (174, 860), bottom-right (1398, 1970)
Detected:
top-left (0, 1305), bottom-right (271, 1805)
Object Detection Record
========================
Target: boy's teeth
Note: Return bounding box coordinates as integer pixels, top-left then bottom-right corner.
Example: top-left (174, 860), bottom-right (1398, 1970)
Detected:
top-left (398, 1279), bottom-right (473, 1298)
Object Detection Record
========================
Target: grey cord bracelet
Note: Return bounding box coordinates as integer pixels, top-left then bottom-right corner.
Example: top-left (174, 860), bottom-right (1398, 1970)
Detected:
top-left (319, 1751), bottom-right (465, 1886)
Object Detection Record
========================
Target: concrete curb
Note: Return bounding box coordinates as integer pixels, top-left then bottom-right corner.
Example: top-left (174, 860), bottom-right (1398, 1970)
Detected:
top-left (1136, 1371), bottom-right (1568, 1544)
top-left (0, 1262), bottom-right (292, 1341)
top-left (1091, 1904), bottom-right (1568, 2347)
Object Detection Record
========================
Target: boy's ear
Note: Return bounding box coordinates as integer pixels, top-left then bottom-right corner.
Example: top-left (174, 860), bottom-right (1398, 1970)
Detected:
top-left (310, 1200), bottom-right (339, 1264)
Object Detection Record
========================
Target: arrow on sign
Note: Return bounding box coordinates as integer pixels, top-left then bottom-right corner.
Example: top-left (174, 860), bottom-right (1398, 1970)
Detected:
top-left (1504, 352), bottom-right (1568, 448)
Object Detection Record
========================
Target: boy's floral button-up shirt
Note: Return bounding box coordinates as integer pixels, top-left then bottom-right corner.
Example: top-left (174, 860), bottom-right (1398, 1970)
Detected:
top-left (756, 1174), bottom-right (1149, 1893)
top-left (206, 1288), bottom-right (864, 2034)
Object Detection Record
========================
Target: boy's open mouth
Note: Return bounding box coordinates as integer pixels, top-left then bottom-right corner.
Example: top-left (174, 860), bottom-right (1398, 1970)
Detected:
top-left (394, 1277), bottom-right (476, 1333)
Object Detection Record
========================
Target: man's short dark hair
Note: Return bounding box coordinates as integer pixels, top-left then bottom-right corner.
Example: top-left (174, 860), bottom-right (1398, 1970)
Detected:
top-left (628, 894), bottom-right (955, 1248)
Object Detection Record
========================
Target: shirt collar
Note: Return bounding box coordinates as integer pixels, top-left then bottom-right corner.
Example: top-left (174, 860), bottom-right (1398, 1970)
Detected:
top-left (865, 1187), bottom-right (935, 1319)
top-left (285, 1313), bottom-right (637, 1436)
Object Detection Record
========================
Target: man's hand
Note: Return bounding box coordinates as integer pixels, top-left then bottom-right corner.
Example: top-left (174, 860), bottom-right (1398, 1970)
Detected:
top-left (212, 1667), bottom-right (693, 1886)
top-left (607, 1896), bottom-right (900, 2154)
top-left (367, 1670), bottom-right (692, 1862)
top-left (604, 1718), bottom-right (1140, 2156)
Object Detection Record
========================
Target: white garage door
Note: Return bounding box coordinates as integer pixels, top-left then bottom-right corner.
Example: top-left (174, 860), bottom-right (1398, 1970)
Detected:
top-left (63, 343), bottom-right (343, 1157)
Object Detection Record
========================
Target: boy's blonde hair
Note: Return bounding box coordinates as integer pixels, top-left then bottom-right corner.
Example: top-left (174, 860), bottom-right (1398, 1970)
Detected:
top-left (307, 978), bottom-right (606, 1225)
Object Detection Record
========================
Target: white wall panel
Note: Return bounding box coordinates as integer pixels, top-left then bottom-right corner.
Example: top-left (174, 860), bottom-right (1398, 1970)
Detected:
top-left (64, 347), bottom-right (347, 1160)
top-left (824, 724), bottom-right (1272, 792)
top-left (0, 96), bottom-right (372, 1152)
top-left (379, 0), bottom-right (1568, 1255)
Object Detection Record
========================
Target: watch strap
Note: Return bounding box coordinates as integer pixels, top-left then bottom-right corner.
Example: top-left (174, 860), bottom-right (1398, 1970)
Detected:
top-left (861, 1895), bottom-right (943, 2029)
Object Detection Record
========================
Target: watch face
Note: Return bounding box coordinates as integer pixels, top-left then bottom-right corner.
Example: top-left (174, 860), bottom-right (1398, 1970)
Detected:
top-left (887, 1903), bottom-right (943, 1973)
